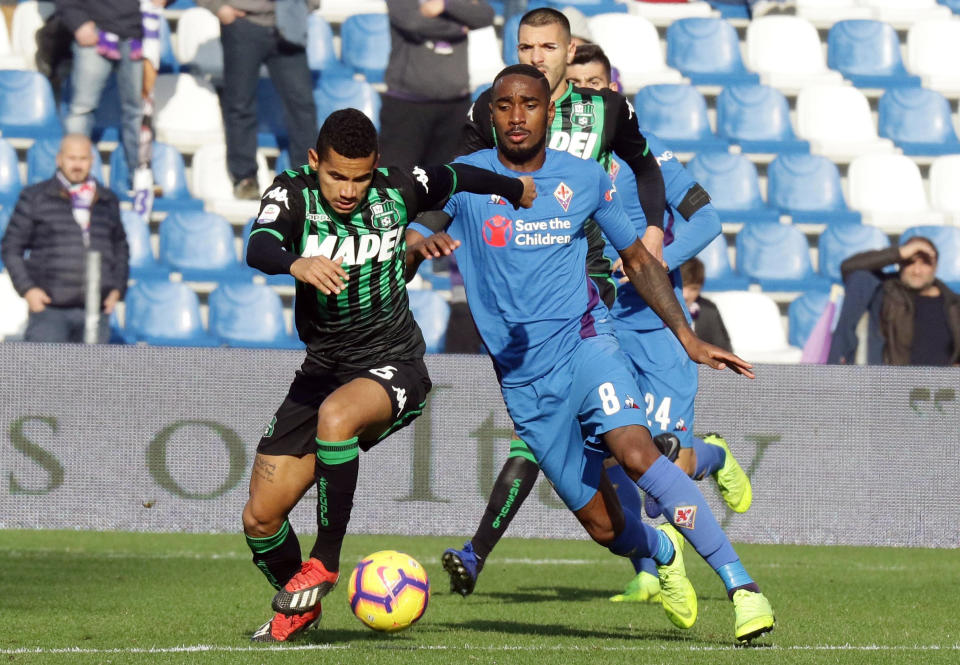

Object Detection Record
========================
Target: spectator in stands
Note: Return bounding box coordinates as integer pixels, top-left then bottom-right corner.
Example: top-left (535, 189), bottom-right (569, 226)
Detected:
top-left (1, 0), bottom-right (14, 33)
top-left (0, 134), bottom-right (129, 344)
top-left (58, 0), bottom-right (161, 189)
top-left (748, 0), bottom-right (795, 17)
top-left (198, 0), bottom-right (318, 199)
top-left (829, 238), bottom-right (960, 366)
top-left (380, 0), bottom-right (494, 169)
top-left (680, 257), bottom-right (733, 353)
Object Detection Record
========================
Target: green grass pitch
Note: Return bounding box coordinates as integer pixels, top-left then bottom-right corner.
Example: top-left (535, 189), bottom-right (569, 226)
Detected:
top-left (1, 530), bottom-right (958, 664)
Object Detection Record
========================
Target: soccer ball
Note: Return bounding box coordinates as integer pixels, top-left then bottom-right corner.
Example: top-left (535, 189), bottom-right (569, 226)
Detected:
top-left (347, 550), bottom-right (430, 632)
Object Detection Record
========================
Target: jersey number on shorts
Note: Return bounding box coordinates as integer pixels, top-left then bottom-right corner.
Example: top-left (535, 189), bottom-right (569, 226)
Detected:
top-left (644, 393), bottom-right (672, 431)
top-left (598, 382), bottom-right (621, 415)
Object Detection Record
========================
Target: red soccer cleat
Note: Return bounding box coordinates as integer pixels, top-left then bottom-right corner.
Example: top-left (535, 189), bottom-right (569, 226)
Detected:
top-left (272, 558), bottom-right (339, 615)
top-left (250, 606), bottom-right (322, 642)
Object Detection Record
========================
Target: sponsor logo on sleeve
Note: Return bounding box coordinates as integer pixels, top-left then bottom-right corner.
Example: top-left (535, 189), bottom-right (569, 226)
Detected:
top-left (264, 186), bottom-right (290, 209)
top-left (256, 204), bottom-right (281, 224)
top-left (412, 166), bottom-right (429, 193)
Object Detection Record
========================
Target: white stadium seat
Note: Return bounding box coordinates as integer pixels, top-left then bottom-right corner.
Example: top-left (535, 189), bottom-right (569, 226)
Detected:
top-left (907, 19), bottom-right (960, 96)
top-left (797, 0), bottom-right (873, 28)
top-left (848, 153), bottom-right (945, 231)
top-left (190, 143), bottom-right (272, 219)
top-left (0, 13), bottom-right (26, 69)
top-left (745, 16), bottom-right (844, 93)
top-left (929, 155), bottom-right (960, 223)
top-left (795, 84), bottom-right (895, 162)
top-left (588, 13), bottom-right (684, 94)
top-left (707, 291), bottom-right (803, 364)
top-left (0, 271), bottom-right (28, 341)
top-left (628, 1), bottom-right (714, 27)
top-left (153, 74), bottom-right (224, 151)
top-left (859, 0), bottom-right (951, 29)
top-left (468, 26), bottom-right (504, 93)
top-left (173, 6), bottom-right (224, 80)
top-left (9, 1), bottom-right (54, 71)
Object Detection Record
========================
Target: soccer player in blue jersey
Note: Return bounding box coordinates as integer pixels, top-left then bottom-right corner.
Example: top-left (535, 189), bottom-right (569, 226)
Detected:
top-left (409, 64), bottom-right (775, 642)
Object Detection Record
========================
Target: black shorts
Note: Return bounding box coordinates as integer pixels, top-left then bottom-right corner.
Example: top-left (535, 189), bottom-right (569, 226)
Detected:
top-left (590, 274), bottom-right (617, 309)
top-left (257, 354), bottom-right (432, 457)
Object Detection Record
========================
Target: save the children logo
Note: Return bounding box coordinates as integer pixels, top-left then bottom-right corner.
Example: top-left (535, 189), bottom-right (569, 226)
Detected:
top-left (482, 215), bottom-right (514, 247)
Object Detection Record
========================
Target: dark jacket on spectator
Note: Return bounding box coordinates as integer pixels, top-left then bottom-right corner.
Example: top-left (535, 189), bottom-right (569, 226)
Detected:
top-left (1, 177), bottom-right (129, 308)
top-left (691, 296), bottom-right (732, 353)
top-left (835, 246), bottom-right (960, 365)
top-left (57, 0), bottom-right (143, 41)
top-left (385, 0), bottom-right (494, 102)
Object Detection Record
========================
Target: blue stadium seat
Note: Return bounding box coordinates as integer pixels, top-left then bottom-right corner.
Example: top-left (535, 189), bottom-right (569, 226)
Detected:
top-left (0, 70), bottom-right (62, 140)
top-left (0, 205), bottom-right (12, 272)
top-left (827, 20), bottom-right (921, 89)
top-left (314, 77), bottom-right (382, 130)
top-left (940, 0), bottom-right (960, 14)
top-left (736, 222), bottom-right (829, 291)
top-left (818, 223), bottom-right (889, 282)
top-left (110, 142), bottom-right (203, 212)
top-left (0, 138), bottom-right (21, 208)
top-left (408, 289), bottom-right (450, 354)
top-left (165, 0), bottom-right (196, 8)
top-left (502, 13), bottom-right (521, 65)
top-left (542, 0), bottom-right (626, 15)
top-left (706, 0), bottom-right (750, 19)
top-left (120, 209), bottom-right (169, 280)
top-left (687, 153), bottom-right (779, 223)
top-left (274, 150), bottom-right (292, 174)
top-left (340, 14), bottom-right (390, 83)
top-left (696, 234), bottom-right (750, 291)
top-left (122, 280), bottom-right (216, 346)
top-left (633, 85), bottom-right (728, 152)
top-left (788, 290), bottom-right (843, 348)
top-left (158, 211), bottom-right (246, 282)
top-left (878, 87), bottom-right (960, 156)
top-left (666, 18), bottom-right (759, 86)
top-left (767, 154), bottom-right (861, 224)
top-left (900, 225), bottom-right (960, 291)
top-left (158, 13), bottom-right (179, 73)
top-left (209, 283), bottom-right (303, 349)
top-left (242, 217), bottom-right (295, 286)
top-left (716, 85), bottom-right (809, 154)
top-left (307, 13), bottom-right (349, 77)
top-left (26, 138), bottom-right (104, 185)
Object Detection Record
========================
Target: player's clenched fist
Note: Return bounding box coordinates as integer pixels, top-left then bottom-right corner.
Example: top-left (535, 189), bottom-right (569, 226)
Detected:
top-left (290, 256), bottom-right (349, 295)
top-left (517, 176), bottom-right (537, 209)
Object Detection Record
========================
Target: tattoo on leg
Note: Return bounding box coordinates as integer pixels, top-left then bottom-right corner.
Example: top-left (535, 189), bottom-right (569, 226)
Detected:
top-left (254, 456), bottom-right (277, 483)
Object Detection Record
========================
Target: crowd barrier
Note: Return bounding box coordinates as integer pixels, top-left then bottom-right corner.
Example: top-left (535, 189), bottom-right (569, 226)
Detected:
top-left (1, 344), bottom-right (957, 548)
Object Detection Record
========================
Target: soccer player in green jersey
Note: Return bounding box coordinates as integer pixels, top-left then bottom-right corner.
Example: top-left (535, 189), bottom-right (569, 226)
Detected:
top-left (242, 108), bottom-right (534, 642)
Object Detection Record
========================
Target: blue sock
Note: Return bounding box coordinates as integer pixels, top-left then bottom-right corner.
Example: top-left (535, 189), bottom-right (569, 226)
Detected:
top-left (608, 505), bottom-right (665, 563)
top-left (606, 462), bottom-right (644, 517)
top-left (691, 438), bottom-right (726, 480)
top-left (637, 456), bottom-right (752, 586)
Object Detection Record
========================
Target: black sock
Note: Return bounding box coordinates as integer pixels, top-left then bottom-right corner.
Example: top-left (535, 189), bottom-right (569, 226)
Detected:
top-left (309, 437), bottom-right (360, 573)
top-left (470, 444), bottom-right (540, 569)
top-left (245, 520), bottom-right (302, 590)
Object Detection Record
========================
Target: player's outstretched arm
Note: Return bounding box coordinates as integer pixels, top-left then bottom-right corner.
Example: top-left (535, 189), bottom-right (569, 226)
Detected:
top-left (407, 164), bottom-right (535, 216)
top-left (618, 239), bottom-right (754, 378)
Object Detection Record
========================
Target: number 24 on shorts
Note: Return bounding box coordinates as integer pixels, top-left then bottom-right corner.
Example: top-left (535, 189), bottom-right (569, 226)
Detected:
top-left (596, 382), bottom-right (672, 431)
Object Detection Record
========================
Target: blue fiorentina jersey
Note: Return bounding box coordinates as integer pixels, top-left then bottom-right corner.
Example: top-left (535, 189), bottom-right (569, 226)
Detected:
top-left (444, 148), bottom-right (638, 387)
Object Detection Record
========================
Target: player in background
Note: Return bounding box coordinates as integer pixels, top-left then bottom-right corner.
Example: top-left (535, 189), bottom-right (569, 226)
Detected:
top-left (411, 65), bottom-right (775, 642)
top-left (242, 109), bottom-right (535, 642)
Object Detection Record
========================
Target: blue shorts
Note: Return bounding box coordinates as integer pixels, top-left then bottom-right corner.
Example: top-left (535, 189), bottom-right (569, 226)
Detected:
top-left (501, 334), bottom-right (648, 511)
top-left (615, 326), bottom-right (698, 448)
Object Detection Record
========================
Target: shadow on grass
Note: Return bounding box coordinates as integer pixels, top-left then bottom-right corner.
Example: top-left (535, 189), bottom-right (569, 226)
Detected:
top-left (435, 618), bottom-right (700, 643)
top-left (466, 586), bottom-right (616, 603)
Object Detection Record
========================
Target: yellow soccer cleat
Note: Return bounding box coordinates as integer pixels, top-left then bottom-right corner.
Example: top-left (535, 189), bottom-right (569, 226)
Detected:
top-left (609, 571), bottom-right (661, 603)
top-left (655, 524), bottom-right (697, 629)
top-left (732, 589), bottom-right (775, 643)
top-left (704, 434), bottom-right (752, 513)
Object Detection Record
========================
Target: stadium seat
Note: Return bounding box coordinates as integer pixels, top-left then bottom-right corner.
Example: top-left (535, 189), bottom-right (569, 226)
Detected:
top-left (686, 153), bottom-right (779, 223)
top-left (588, 13), bottom-right (684, 93)
top-left (0, 70), bottom-right (62, 140)
top-left (543, 0), bottom-right (627, 17)
top-left (788, 289), bottom-right (843, 349)
top-left (121, 279), bottom-right (216, 346)
top-left (469, 26), bottom-right (505, 92)
top-left (153, 73), bottom-right (224, 150)
top-left (696, 234), bottom-right (750, 291)
top-left (860, 0), bottom-right (952, 27)
top-left (745, 16), bottom-right (844, 93)
top-left (9, 1), bottom-right (54, 72)
top-left (314, 77), bottom-right (382, 130)
top-left (340, 13), bottom-right (390, 82)
top-left (109, 142), bottom-right (203, 212)
top-left (827, 20), bottom-right (922, 89)
top-left (119, 209), bottom-right (169, 280)
top-left (878, 87), bottom-right (960, 156)
top-left (158, 13), bottom-right (179, 74)
top-left (907, 19), bottom-right (960, 94)
top-left (173, 6), bottom-right (223, 79)
top-left (633, 85), bottom-right (727, 152)
top-left (26, 138), bottom-right (103, 185)
top-left (241, 217), bottom-right (295, 286)
top-left (0, 270), bottom-right (28, 340)
top-left (408, 289), bottom-right (451, 354)
top-left (502, 13), bottom-right (521, 66)
top-left (629, 0), bottom-right (714, 25)
top-left (0, 205), bottom-right (12, 272)
top-left (736, 221), bottom-right (828, 291)
top-left (189, 143), bottom-right (272, 215)
top-left (708, 291), bottom-right (803, 363)
top-left (307, 12), bottom-right (349, 76)
top-left (0, 138), bottom-right (21, 207)
top-left (848, 153), bottom-right (945, 230)
top-left (818, 223), bottom-right (889, 281)
top-left (705, 0), bottom-right (749, 20)
top-left (940, 0), bottom-right (960, 14)
top-left (165, 0), bottom-right (197, 8)
top-left (209, 283), bottom-right (302, 349)
top-left (158, 210), bottom-right (246, 282)
top-left (900, 225), bottom-right (960, 290)
top-left (666, 18), bottom-right (759, 87)
top-left (797, 0), bottom-right (875, 26)
top-left (766, 154), bottom-right (861, 224)
top-left (716, 84), bottom-right (809, 154)
top-left (929, 155), bottom-right (960, 220)
top-left (795, 84), bottom-right (896, 162)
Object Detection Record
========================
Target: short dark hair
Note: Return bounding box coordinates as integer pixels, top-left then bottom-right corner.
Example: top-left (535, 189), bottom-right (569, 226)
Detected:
top-left (315, 108), bottom-right (378, 161)
top-left (519, 7), bottom-right (571, 40)
top-left (904, 235), bottom-right (939, 261)
top-left (493, 64), bottom-right (551, 98)
top-left (571, 44), bottom-right (612, 80)
top-left (680, 257), bottom-right (705, 287)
